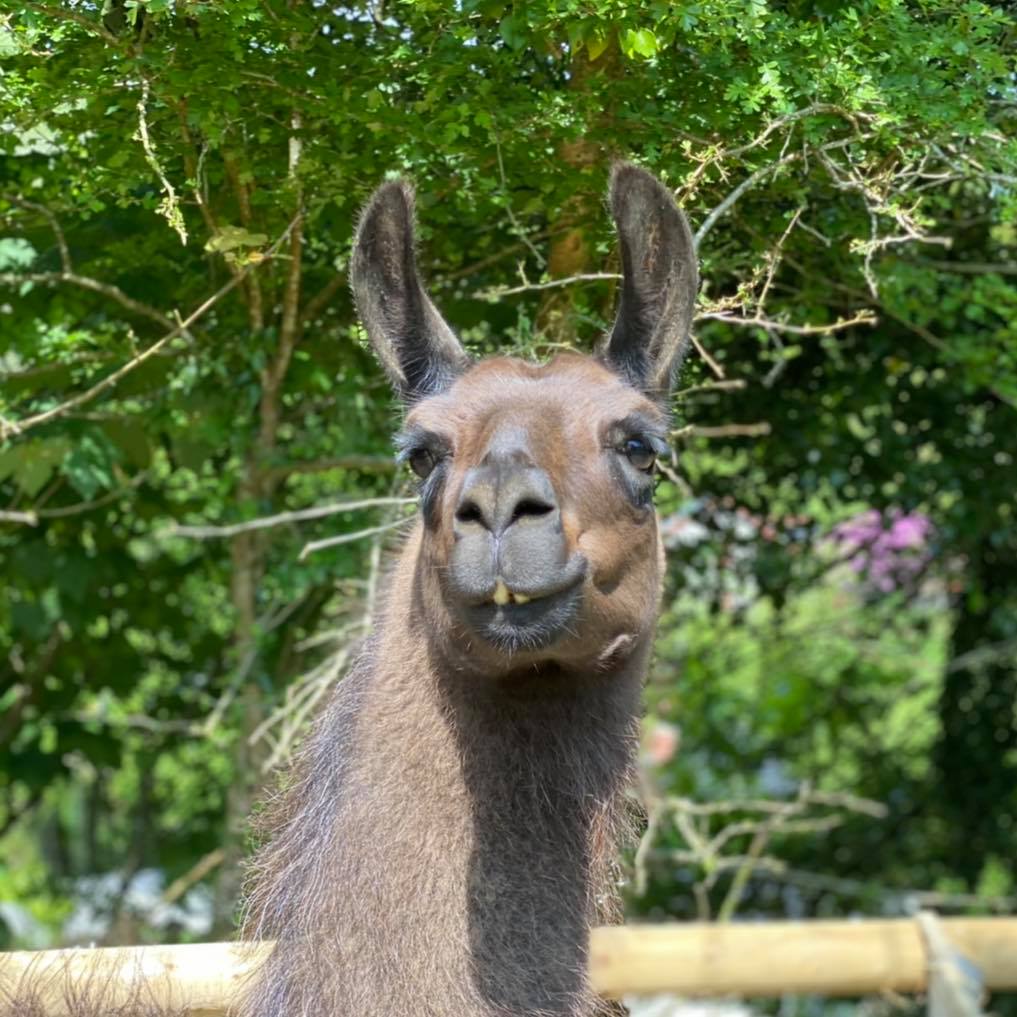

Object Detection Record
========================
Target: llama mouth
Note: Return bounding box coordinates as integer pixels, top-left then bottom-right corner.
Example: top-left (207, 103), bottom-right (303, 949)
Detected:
top-left (460, 559), bottom-right (587, 653)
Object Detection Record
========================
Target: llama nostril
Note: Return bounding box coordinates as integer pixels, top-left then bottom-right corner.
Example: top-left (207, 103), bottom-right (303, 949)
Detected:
top-left (455, 500), bottom-right (486, 527)
top-left (510, 498), bottom-right (555, 524)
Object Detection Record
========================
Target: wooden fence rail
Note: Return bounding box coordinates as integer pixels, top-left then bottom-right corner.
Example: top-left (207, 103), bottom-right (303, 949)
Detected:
top-left (2, 919), bottom-right (1015, 1016)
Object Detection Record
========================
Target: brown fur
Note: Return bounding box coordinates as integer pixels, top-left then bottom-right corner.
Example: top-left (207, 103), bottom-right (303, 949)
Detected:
top-left (239, 355), bottom-right (668, 1016)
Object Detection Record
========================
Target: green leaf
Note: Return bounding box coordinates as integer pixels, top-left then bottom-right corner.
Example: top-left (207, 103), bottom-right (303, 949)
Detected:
top-left (62, 433), bottom-right (118, 500)
top-left (499, 13), bottom-right (526, 50)
top-left (204, 225), bottom-right (270, 255)
top-left (585, 31), bottom-right (610, 62)
top-left (0, 237), bottom-right (36, 270)
top-left (621, 28), bottom-right (658, 59)
top-left (0, 439), bottom-right (71, 497)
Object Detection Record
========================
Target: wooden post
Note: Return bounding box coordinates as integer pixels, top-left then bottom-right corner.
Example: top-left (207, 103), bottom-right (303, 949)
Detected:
top-left (588, 919), bottom-right (1017, 998)
top-left (0, 941), bottom-right (271, 1017)
top-left (1, 920), bottom-right (1016, 1015)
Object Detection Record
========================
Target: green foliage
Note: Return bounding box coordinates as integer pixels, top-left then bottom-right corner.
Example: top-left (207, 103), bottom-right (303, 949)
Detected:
top-left (0, 0), bottom-right (1014, 979)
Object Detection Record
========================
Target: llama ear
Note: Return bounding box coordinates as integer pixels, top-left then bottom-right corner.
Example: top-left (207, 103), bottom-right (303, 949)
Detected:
top-left (351, 180), bottom-right (469, 404)
top-left (603, 164), bottom-right (699, 400)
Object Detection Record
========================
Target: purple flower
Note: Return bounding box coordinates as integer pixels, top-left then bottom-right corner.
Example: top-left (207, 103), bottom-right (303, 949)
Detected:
top-left (831, 510), bottom-right (934, 593)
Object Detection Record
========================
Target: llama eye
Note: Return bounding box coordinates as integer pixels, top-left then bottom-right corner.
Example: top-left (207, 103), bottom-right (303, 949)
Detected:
top-left (408, 447), bottom-right (437, 479)
top-left (622, 437), bottom-right (656, 472)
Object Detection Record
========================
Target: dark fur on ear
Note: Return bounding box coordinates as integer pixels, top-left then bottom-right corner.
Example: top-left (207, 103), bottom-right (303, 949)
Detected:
top-left (602, 163), bottom-right (699, 400)
top-left (351, 180), bottom-right (470, 404)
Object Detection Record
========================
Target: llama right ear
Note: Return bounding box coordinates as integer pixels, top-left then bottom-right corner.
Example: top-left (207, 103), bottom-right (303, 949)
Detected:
top-left (603, 164), bottom-right (699, 401)
top-left (351, 180), bottom-right (469, 404)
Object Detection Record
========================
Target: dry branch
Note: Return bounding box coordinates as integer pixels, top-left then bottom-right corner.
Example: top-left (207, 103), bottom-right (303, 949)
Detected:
top-left (298, 515), bottom-right (414, 561)
top-left (699, 310), bottom-right (877, 336)
top-left (633, 782), bottom-right (887, 921)
top-left (0, 510), bottom-right (39, 526)
top-left (476, 271), bottom-right (621, 300)
top-left (163, 496), bottom-right (415, 540)
top-left (672, 422), bottom-right (772, 440)
top-left (0, 271), bottom-right (183, 333)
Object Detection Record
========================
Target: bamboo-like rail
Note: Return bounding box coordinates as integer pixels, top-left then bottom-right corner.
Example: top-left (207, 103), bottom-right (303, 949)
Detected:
top-left (1, 919), bottom-right (1015, 1015)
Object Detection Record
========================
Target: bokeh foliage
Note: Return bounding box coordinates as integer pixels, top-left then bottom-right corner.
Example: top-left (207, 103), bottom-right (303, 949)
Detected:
top-left (1, 0), bottom-right (1015, 984)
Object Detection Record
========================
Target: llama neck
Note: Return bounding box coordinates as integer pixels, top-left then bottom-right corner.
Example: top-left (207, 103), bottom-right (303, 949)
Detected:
top-left (435, 660), bottom-right (642, 1013)
top-left (242, 574), bottom-right (646, 1017)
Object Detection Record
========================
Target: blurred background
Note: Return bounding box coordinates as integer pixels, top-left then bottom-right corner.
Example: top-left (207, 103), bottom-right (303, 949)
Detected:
top-left (1, 1), bottom-right (1015, 1011)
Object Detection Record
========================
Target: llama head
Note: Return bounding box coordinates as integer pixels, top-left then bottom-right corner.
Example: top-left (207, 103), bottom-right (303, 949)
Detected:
top-left (351, 164), bottom-right (697, 673)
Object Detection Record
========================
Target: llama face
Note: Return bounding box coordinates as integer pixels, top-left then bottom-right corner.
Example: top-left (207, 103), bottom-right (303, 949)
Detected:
top-left (399, 352), bottom-right (669, 661)
top-left (351, 164), bottom-right (697, 670)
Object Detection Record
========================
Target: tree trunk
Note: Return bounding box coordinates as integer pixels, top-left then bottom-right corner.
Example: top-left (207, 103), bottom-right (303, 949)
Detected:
top-left (936, 539), bottom-right (1017, 881)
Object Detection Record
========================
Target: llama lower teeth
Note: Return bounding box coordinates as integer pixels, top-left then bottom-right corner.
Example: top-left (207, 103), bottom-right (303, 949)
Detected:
top-left (513, 593), bottom-right (530, 605)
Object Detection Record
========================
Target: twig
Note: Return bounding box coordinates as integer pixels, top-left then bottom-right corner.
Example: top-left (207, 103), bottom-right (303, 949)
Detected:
top-left (672, 422), bottom-right (771, 440)
top-left (912, 259), bottom-right (1017, 277)
top-left (25, 3), bottom-right (118, 43)
top-left (32, 472), bottom-right (149, 519)
top-left (135, 79), bottom-right (187, 244)
top-left (756, 207), bottom-right (803, 314)
top-left (3, 195), bottom-right (71, 271)
top-left (698, 310), bottom-right (877, 336)
top-left (674, 379), bottom-right (747, 397)
top-left (694, 151), bottom-right (803, 248)
top-left (0, 510), bottom-right (39, 526)
top-left (164, 496), bottom-right (415, 539)
top-left (1, 217), bottom-right (297, 440)
top-left (298, 516), bottom-right (414, 560)
top-left (694, 136), bottom-right (864, 247)
top-left (476, 272), bottom-right (621, 300)
top-left (298, 272), bottom-right (347, 327)
top-left (668, 792), bottom-right (886, 819)
top-left (633, 782), bottom-right (889, 920)
top-left (0, 271), bottom-right (184, 333)
top-left (443, 227), bottom-right (560, 282)
top-left (494, 136), bottom-right (545, 268)
top-left (688, 333), bottom-right (726, 379)
top-left (161, 848), bottom-right (225, 905)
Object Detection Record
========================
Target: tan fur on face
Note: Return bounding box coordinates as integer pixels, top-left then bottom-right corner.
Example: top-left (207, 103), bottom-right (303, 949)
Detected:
top-left (407, 352), bottom-right (667, 674)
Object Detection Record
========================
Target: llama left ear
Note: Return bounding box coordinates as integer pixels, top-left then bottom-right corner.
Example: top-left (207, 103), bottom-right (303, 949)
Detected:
top-left (351, 179), bottom-right (470, 405)
top-left (603, 164), bottom-right (699, 400)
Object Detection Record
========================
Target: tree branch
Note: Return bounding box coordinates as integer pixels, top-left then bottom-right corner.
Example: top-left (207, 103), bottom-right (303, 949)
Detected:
top-left (299, 272), bottom-right (346, 326)
top-left (0, 510), bottom-right (39, 526)
top-left (0, 271), bottom-right (182, 333)
top-left (135, 79), bottom-right (187, 245)
top-left (3, 195), bottom-right (71, 272)
top-left (699, 310), bottom-right (877, 336)
top-left (298, 516), bottom-right (414, 560)
top-left (672, 422), bottom-right (772, 440)
top-left (25, 3), bottom-right (119, 43)
top-left (476, 271), bottom-right (620, 300)
top-left (163, 496), bottom-right (414, 539)
top-left (1, 218), bottom-right (299, 440)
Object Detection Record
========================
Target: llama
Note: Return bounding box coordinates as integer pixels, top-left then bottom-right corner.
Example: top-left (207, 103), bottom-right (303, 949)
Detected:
top-left (237, 163), bottom-right (698, 1017)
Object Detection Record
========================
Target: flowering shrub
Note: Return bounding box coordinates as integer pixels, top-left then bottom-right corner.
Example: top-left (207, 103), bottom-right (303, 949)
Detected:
top-left (831, 510), bottom-right (934, 594)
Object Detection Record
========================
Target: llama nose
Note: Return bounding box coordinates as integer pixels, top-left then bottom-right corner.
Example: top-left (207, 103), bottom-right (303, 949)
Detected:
top-left (455, 464), bottom-right (558, 538)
